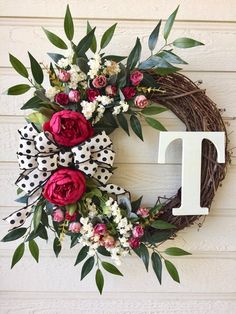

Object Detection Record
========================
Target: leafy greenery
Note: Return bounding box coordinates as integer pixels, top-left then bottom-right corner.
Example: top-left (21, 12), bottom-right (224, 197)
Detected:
top-left (134, 243), bottom-right (149, 271)
top-left (145, 117), bottom-right (167, 131)
top-left (29, 239), bottom-right (39, 262)
top-left (127, 37), bottom-right (142, 70)
top-left (164, 6), bottom-right (179, 40)
top-left (11, 243), bottom-right (25, 269)
top-left (95, 269), bottom-right (104, 294)
top-left (28, 52), bottom-right (44, 84)
top-left (117, 113), bottom-right (130, 135)
top-left (74, 245), bottom-right (89, 266)
top-left (100, 23), bottom-right (117, 49)
top-left (8, 84), bottom-right (31, 95)
top-left (81, 256), bottom-right (95, 280)
top-left (76, 27), bottom-right (96, 56)
top-left (101, 261), bottom-right (123, 276)
top-left (130, 115), bottom-right (143, 141)
top-left (148, 20), bottom-right (161, 52)
top-left (53, 237), bottom-right (62, 257)
top-left (42, 28), bottom-right (68, 49)
top-left (64, 4), bottom-right (74, 41)
top-left (164, 260), bottom-right (180, 283)
top-left (151, 220), bottom-right (176, 230)
top-left (173, 37), bottom-right (204, 48)
top-left (164, 247), bottom-right (191, 256)
top-left (151, 252), bottom-right (162, 284)
top-left (87, 21), bottom-right (97, 53)
top-left (1, 228), bottom-right (27, 242)
top-left (9, 54), bottom-right (28, 78)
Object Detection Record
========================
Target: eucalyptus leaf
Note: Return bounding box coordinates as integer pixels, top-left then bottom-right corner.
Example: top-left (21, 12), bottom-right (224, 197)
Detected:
top-left (28, 52), bottom-right (44, 84)
top-left (8, 84), bottom-right (31, 95)
top-left (158, 51), bottom-right (187, 64)
top-left (29, 239), bottom-right (39, 262)
top-left (164, 6), bottom-right (179, 40)
top-left (1, 228), bottom-right (27, 242)
top-left (95, 269), bottom-right (104, 295)
top-left (42, 28), bottom-right (68, 49)
top-left (164, 247), bottom-right (191, 256)
top-left (145, 117), bottom-right (167, 131)
top-left (100, 23), bottom-right (117, 49)
top-left (11, 243), bottom-right (25, 269)
top-left (173, 37), bottom-right (204, 48)
top-left (165, 260), bottom-right (180, 283)
top-left (151, 219), bottom-right (176, 230)
top-left (9, 54), bottom-right (28, 78)
top-left (74, 245), bottom-right (89, 266)
top-left (47, 53), bottom-right (65, 64)
top-left (130, 115), bottom-right (143, 141)
top-left (53, 237), bottom-right (62, 257)
top-left (141, 106), bottom-right (167, 116)
top-left (151, 252), bottom-right (162, 284)
top-left (117, 113), bottom-right (130, 135)
top-left (64, 4), bottom-right (74, 41)
top-left (148, 20), bottom-right (161, 52)
top-left (127, 37), bottom-right (142, 70)
top-left (131, 196), bottom-right (143, 211)
top-left (81, 256), bottom-right (95, 280)
top-left (101, 261), bottom-right (123, 276)
top-left (87, 21), bottom-right (97, 53)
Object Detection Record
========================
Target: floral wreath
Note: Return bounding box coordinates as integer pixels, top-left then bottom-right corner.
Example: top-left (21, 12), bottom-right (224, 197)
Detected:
top-left (2, 5), bottom-right (228, 294)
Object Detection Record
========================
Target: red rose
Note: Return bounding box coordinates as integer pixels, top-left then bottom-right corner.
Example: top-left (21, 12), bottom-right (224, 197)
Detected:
top-left (92, 75), bottom-right (107, 89)
top-left (122, 86), bottom-right (136, 100)
top-left (43, 168), bottom-right (86, 206)
top-left (86, 88), bottom-right (101, 101)
top-left (43, 110), bottom-right (94, 147)
top-left (130, 70), bottom-right (143, 86)
top-left (128, 237), bottom-right (140, 249)
top-left (54, 92), bottom-right (69, 106)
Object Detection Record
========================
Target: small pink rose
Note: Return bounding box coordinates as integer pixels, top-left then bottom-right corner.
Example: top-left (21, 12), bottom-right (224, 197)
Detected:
top-left (132, 225), bottom-right (144, 238)
top-left (92, 75), bottom-right (107, 89)
top-left (101, 234), bottom-right (116, 248)
top-left (69, 222), bottom-right (82, 233)
top-left (105, 85), bottom-right (117, 97)
top-left (130, 70), bottom-right (143, 86)
top-left (68, 90), bottom-right (80, 103)
top-left (58, 70), bottom-right (70, 82)
top-left (122, 86), bottom-right (136, 100)
top-left (93, 223), bottom-right (107, 236)
top-left (54, 92), bottom-right (69, 106)
top-left (86, 88), bottom-right (101, 101)
top-left (137, 207), bottom-right (149, 218)
top-left (52, 208), bottom-right (64, 223)
top-left (134, 95), bottom-right (149, 109)
top-left (128, 237), bottom-right (140, 249)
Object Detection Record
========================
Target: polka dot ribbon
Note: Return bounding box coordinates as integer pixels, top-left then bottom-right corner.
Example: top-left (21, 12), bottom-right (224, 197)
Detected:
top-left (4, 123), bottom-right (126, 229)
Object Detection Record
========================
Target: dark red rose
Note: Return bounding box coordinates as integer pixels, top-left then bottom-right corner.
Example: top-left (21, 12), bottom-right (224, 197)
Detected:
top-left (43, 110), bottom-right (94, 147)
top-left (43, 168), bottom-right (86, 206)
top-left (128, 237), bottom-right (140, 249)
top-left (65, 211), bottom-right (77, 221)
top-left (86, 88), bottom-right (101, 101)
top-left (54, 92), bottom-right (69, 106)
top-left (122, 86), bottom-right (136, 100)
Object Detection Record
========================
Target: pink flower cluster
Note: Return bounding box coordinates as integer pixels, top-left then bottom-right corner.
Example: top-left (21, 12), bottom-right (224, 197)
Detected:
top-left (93, 223), bottom-right (116, 249)
top-left (128, 224), bottom-right (144, 249)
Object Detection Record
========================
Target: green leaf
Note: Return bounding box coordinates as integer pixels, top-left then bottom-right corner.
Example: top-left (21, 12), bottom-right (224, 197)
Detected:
top-left (149, 203), bottom-right (163, 215)
top-left (81, 256), bottom-right (95, 280)
top-left (130, 115), bottom-right (143, 141)
top-left (28, 52), bottom-right (44, 84)
top-left (53, 237), bottom-right (62, 257)
top-left (142, 72), bottom-right (159, 88)
top-left (43, 28), bottom-right (67, 49)
top-left (165, 260), bottom-right (180, 283)
top-left (9, 54), bottom-right (28, 78)
top-left (146, 230), bottom-right (172, 244)
top-left (1, 228), bottom-right (27, 242)
top-left (151, 219), bottom-right (176, 230)
top-left (95, 269), bottom-right (104, 295)
top-left (148, 20), bottom-right (161, 52)
top-left (33, 205), bottom-right (43, 231)
top-left (103, 55), bottom-right (126, 63)
top-left (47, 53), bottom-right (65, 64)
top-left (100, 23), bottom-right (117, 49)
top-left (151, 252), bottom-right (162, 284)
top-left (117, 63), bottom-right (127, 88)
top-left (7, 84), bottom-right (31, 95)
top-left (38, 225), bottom-right (48, 241)
top-left (17, 187), bottom-right (23, 195)
top-left (101, 261), bottom-right (123, 276)
top-left (74, 245), bottom-right (89, 266)
top-left (142, 106), bottom-right (167, 116)
top-left (21, 96), bottom-right (42, 110)
top-left (173, 37), bottom-right (204, 48)
top-left (164, 247), bottom-right (191, 256)
top-left (87, 21), bottom-right (97, 53)
top-left (77, 57), bottom-right (89, 74)
top-left (117, 113), bottom-right (130, 135)
top-left (158, 51), bottom-right (187, 64)
top-left (64, 4), bottom-right (74, 41)
top-left (164, 6), bottom-right (179, 40)
top-left (11, 242), bottom-right (25, 269)
top-left (139, 243), bottom-right (149, 272)
top-left (127, 37), bottom-right (142, 70)
top-left (145, 117), bottom-right (167, 131)
top-left (97, 246), bottom-right (111, 257)
top-left (139, 56), bottom-right (181, 74)
top-left (76, 27), bottom-right (96, 57)
top-left (29, 239), bottom-right (39, 262)
top-left (131, 196), bottom-right (143, 211)
top-left (27, 112), bottom-right (49, 125)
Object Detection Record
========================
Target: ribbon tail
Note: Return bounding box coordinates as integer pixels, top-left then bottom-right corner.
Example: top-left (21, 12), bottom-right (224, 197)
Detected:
top-left (99, 184), bottom-right (127, 195)
top-left (3, 206), bottom-right (32, 230)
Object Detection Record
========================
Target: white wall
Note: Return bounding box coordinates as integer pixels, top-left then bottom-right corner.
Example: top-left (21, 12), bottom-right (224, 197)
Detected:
top-left (0, 1), bottom-right (236, 313)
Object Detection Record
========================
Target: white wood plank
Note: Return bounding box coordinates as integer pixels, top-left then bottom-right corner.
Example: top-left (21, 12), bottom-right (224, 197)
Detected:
top-left (1, 0), bottom-right (236, 22)
top-left (1, 69), bottom-right (236, 117)
top-left (0, 19), bottom-right (236, 71)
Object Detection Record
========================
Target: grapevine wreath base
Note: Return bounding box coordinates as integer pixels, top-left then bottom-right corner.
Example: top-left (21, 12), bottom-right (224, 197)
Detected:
top-left (2, 5), bottom-right (229, 293)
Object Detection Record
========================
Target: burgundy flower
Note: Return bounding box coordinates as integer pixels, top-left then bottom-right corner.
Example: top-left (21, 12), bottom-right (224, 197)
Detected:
top-left (128, 237), bottom-right (140, 249)
top-left (122, 86), bottom-right (136, 100)
top-left (92, 75), bottom-right (107, 89)
top-left (54, 92), bottom-right (69, 106)
top-left (86, 88), bottom-right (101, 101)
top-left (132, 225), bottom-right (144, 238)
top-left (130, 70), bottom-right (143, 86)
top-left (93, 223), bottom-right (107, 236)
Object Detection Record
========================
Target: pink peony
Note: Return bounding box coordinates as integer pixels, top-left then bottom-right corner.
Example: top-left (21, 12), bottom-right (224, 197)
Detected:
top-left (137, 207), bottom-right (149, 218)
top-left (132, 225), bottom-right (144, 238)
top-left (122, 86), bottom-right (136, 100)
top-left (93, 223), bottom-right (107, 236)
top-left (52, 208), bottom-right (64, 222)
top-left (134, 95), bottom-right (149, 109)
top-left (69, 222), bottom-right (82, 233)
top-left (105, 85), bottom-right (117, 97)
top-left (86, 88), bottom-right (101, 101)
top-left (101, 234), bottom-right (116, 248)
top-left (128, 237), bottom-right (140, 249)
top-left (130, 70), bottom-right (143, 86)
top-left (54, 92), bottom-right (69, 106)
top-left (68, 90), bottom-right (80, 103)
top-left (92, 75), bottom-right (107, 89)
top-left (58, 70), bottom-right (70, 82)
